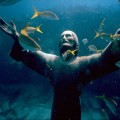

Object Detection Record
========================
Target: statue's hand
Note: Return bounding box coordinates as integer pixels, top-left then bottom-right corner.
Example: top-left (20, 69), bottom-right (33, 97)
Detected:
top-left (0, 17), bottom-right (19, 39)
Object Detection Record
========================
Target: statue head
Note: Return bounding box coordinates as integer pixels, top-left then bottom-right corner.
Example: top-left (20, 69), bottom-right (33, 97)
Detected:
top-left (59, 30), bottom-right (79, 58)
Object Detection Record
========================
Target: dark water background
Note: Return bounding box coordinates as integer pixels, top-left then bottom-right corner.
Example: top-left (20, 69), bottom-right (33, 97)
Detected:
top-left (0, 0), bottom-right (120, 119)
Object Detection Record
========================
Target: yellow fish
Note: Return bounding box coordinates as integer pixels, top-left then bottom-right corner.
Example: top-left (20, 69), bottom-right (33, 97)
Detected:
top-left (19, 25), bottom-right (41, 51)
top-left (94, 31), bottom-right (108, 39)
top-left (62, 49), bottom-right (78, 60)
top-left (31, 7), bottom-right (59, 20)
top-left (22, 22), bottom-right (43, 34)
top-left (109, 33), bottom-right (120, 40)
top-left (66, 49), bottom-right (78, 55)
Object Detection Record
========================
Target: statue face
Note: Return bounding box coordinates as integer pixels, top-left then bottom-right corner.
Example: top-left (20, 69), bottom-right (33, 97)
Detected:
top-left (59, 30), bottom-right (79, 60)
top-left (60, 31), bottom-right (76, 49)
top-left (59, 30), bottom-right (79, 52)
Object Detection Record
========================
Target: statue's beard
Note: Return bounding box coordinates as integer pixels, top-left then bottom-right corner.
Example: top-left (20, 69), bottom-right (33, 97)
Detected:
top-left (60, 45), bottom-right (78, 61)
top-left (60, 43), bottom-right (74, 54)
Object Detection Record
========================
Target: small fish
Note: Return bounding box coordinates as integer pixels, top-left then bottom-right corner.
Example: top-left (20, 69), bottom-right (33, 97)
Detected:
top-left (31, 7), bottom-right (59, 20)
top-left (22, 22), bottom-right (43, 34)
top-left (82, 38), bottom-right (88, 45)
top-left (65, 49), bottom-right (78, 55)
top-left (62, 49), bottom-right (78, 60)
top-left (88, 45), bottom-right (102, 53)
top-left (96, 94), bottom-right (117, 115)
top-left (19, 26), bottom-right (41, 51)
top-left (110, 33), bottom-right (120, 40)
top-left (94, 31), bottom-right (108, 39)
top-left (98, 18), bottom-right (105, 32)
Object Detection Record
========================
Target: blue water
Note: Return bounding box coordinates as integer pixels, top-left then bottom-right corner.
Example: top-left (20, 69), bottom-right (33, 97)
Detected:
top-left (0, 0), bottom-right (120, 119)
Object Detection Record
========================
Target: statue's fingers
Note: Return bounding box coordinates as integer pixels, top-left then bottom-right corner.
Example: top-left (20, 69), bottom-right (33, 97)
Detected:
top-left (0, 17), bottom-right (9, 27)
top-left (0, 17), bottom-right (5, 24)
top-left (0, 23), bottom-right (5, 30)
top-left (0, 18), bottom-right (6, 27)
top-left (10, 20), bottom-right (16, 30)
top-left (0, 25), bottom-right (8, 33)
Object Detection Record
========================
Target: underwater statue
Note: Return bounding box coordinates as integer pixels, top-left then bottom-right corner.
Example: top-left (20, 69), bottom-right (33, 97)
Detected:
top-left (0, 17), bottom-right (120, 120)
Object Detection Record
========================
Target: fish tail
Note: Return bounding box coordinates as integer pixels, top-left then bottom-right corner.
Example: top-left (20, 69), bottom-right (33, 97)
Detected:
top-left (71, 51), bottom-right (75, 55)
top-left (31, 7), bottom-right (39, 19)
top-left (94, 31), bottom-right (100, 39)
top-left (36, 24), bottom-right (43, 33)
top-left (72, 49), bottom-right (78, 55)
top-left (109, 34), bottom-right (113, 39)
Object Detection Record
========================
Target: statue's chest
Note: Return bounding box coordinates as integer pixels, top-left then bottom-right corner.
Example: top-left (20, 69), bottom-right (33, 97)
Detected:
top-left (52, 60), bottom-right (79, 87)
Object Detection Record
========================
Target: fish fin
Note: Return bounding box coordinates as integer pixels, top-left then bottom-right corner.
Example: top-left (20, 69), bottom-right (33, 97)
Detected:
top-left (71, 51), bottom-right (75, 55)
top-left (21, 29), bottom-right (28, 36)
top-left (20, 23), bottom-right (30, 36)
top-left (24, 22), bottom-right (30, 30)
top-left (27, 35), bottom-right (41, 50)
top-left (94, 31), bottom-right (100, 39)
top-left (72, 49), bottom-right (78, 55)
top-left (19, 34), bottom-right (41, 50)
top-left (31, 7), bottom-right (39, 19)
top-left (36, 24), bottom-right (43, 33)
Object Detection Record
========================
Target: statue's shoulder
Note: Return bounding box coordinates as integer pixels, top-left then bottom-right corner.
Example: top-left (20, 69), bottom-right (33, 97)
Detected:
top-left (77, 56), bottom-right (88, 61)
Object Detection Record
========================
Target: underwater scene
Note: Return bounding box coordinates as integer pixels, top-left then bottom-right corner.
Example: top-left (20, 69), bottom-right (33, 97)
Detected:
top-left (0, 0), bottom-right (120, 120)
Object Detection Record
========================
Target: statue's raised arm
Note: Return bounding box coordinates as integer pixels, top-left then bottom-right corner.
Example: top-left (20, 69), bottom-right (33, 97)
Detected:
top-left (78, 29), bottom-right (120, 84)
top-left (0, 17), bottom-right (57, 80)
top-left (0, 17), bottom-right (19, 39)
